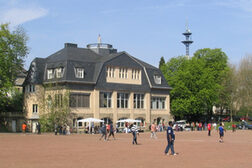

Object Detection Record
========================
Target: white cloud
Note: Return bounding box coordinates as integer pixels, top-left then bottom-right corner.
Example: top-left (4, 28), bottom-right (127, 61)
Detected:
top-left (0, 7), bottom-right (48, 26)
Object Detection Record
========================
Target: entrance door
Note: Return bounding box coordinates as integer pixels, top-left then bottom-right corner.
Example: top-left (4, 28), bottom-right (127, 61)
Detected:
top-left (12, 120), bottom-right (16, 132)
top-left (32, 121), bottom-right (38, 133)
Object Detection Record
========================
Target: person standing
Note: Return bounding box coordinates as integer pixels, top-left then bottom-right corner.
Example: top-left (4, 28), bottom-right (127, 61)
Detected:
top-left (232, 123), bottom-right (236, 132)
top-left (107, 123), bottom-right (115, 140)
top-left (150, 123), bottom-right (157, 139)
top-left (164, 121), bottom-right (176, 156)
top-left (54, 124), bottom-right (58, 135)
top-left (213, 123), bottom-right (217, 130)
top-left (218, 123), bottom-right (225, 143)
top-left (99, 124), bottom-right (107, 141)
top-left (130, 123), bottom-right (139, 145)
top-left (36, 122), bottom-right (41, 134)
top-left (22, 122), bottom-right (27, 133)
top-left (207, 123), bottom-right (211, 136)
top-left (199, 122), bottom-right (202, 131)
top-left (66, 125), bottom-right (70, 135)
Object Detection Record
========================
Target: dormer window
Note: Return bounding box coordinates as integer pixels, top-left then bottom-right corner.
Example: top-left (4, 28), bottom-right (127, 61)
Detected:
top-left (55, 67), bottom-right (64, 78)
top-left (119, 68), bottom-right (127, 79)
top-left (154, 75), bottom-right (161, 84)
top-left (132, 69), bottom-right (140, 80)
top-left (47, 69), bottom-right (54, 79)
top-left (75, 68), bottom-right (84, 78)
top-left (106, 66), bottom-right (115, 78)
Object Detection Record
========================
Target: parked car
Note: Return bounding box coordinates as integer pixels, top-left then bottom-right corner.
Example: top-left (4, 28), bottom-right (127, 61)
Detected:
top-left (236, 121), bottom-right (252, 129)
top-left (172, 120), bottom-right (186, 131)
top-left (222, 116), bottom-right (230, 122)
top-left (184, 125), bottom-right (192, 131)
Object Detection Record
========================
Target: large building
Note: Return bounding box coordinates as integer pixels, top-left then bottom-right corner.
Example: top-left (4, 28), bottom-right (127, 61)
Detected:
top-left (23, 42), bottom-right (172, 132)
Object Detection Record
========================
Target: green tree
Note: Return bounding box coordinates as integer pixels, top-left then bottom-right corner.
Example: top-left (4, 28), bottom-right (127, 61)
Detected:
top-left (218, 64), bottom-right (238, 120)
top-left (0, 24), bottom-right (28, 109)
top-left (236, 55), bottom-right (252, 119)
top-left (159, 56), bottom-right (165, 69)
top-left (161, 49), bottom-right (229, 121)
top-left (39, 84), bottom-right (71, 132)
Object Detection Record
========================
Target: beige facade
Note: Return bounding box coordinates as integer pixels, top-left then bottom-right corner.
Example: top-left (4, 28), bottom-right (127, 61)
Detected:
top-left (24, 85), bottom-right (172, 132)
top-left (106, 67), bottom-right (142, 85)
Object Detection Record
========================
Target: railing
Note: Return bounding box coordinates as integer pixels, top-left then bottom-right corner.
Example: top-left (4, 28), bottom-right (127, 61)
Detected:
top-left (87, 43), bottom-right (113, 49)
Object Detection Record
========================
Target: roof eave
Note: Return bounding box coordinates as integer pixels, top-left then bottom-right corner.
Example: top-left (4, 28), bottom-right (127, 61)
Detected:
top-left (43, 80), bottom-right (96, 85)
top-left (151, 86), bottom-right (172, 90)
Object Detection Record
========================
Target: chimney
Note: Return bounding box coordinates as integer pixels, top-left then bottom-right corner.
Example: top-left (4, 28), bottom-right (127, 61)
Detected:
top-left (64, 43), bottom-right (78, 48)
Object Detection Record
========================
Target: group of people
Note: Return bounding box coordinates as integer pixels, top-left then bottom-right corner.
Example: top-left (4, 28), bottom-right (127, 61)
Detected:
top-left (23, 120), bottom-right (227, 156)
top-left (190, 122), bottom-right (218, 131)
top-left (21, 122), bottom-right (41, 134)
top-left (99, 122), bottom-right (141, 145)
top-left (99, 123), bottom-right (116, 141)
top-left (54, 124), bottom-right (71, 135)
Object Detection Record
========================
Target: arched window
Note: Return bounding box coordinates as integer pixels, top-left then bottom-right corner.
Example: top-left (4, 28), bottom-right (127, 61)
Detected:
top-left (77, 117), bottom-right (83, 127)
top-left (117, 118), bottom-right (127, 128)
top-left (157, 117), bottom-right (162, 125)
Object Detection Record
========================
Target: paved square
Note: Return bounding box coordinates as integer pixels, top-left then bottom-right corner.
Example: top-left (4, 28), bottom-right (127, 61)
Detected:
top-left (0, 130), bottom-right (251, 168)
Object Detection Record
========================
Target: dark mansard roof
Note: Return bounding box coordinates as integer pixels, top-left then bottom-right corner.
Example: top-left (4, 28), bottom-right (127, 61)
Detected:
top-left (24, 43), bottom-right (171, 92)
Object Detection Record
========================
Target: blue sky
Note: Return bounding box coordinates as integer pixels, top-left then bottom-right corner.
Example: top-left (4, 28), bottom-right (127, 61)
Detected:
top-left (1, 0), bottom-right (252, 69)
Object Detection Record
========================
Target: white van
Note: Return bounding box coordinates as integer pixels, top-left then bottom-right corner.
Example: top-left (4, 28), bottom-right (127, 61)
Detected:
top-left (172, 120), bottom-right (186, 130)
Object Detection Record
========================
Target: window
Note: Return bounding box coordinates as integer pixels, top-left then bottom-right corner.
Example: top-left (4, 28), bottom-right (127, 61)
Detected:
top-left (151, 97), bottom-right (166, 109)
top-left (32, 104), bottom-right (38, 113)
top-left (154, 75), bottom-right (161, 84)
top-left (75, 68), bottom-right (84, 78)
top-left (132, 69), bottom-right (140, 80)
top-left (125, 69), bottom-right (128, 78)
top-left (55, 94), bottom-right (63, 107)
top-left (136, 70), bottom-right (140, 79)
top-left (117, 93), bottom-right (129, 108)
top-left (119, 68), bottom-right (122, 78)
top-left (134, 94), bottom-right (144, 109)
top-left (106, 67), bottom-right (114, 78)
top-left (119, 68), bottom-right (128, 79)
top-left (55, 67), bottom-right (64, 78)
top-left (26, 85), bottom-right (35, 93)
top-left (70, 93), bottom-right (90, 107)
top-left (100, 92), bottom-right (112, 108)
top-left (47, 69), bottom-right (54, 79)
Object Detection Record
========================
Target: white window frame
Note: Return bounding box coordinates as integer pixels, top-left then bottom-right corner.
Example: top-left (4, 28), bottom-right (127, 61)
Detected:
top-left (106, 67), bottom-right (114, 78)
top-left (55, 67), bottom-right (64, 78)
top-left (151, 97), bottom-right (166, 110)
top-left (75, 68), bottom-right (84, 78)
top-left (32, 104), bottom-right (38, 113)
top-left (119, 68), bottom-right (122, 78)
top-left (100, 92), bottom-right (112, 108)
top-left (136, 70), bottom-right (140, 79)
top-left (154, 75), bottom-right (161, 84)
top-left (117, 93), bottom-right (129, 108)
top-left (132, 69), bottom-right (140, 80)
top-left (134, 93), bottom-right (144, 109)
top-left (119, 68), bottom-right (127, 79)
top-left (47, 69), bottom-right (54, 79)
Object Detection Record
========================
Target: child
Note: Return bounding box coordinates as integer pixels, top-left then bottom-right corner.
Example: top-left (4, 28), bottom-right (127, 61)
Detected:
top-left (218, 123), bottom-right (225, 143)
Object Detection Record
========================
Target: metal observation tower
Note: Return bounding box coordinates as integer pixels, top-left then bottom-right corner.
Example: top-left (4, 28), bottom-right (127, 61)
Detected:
top-left (181, 26), bottom-right (193, 58)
